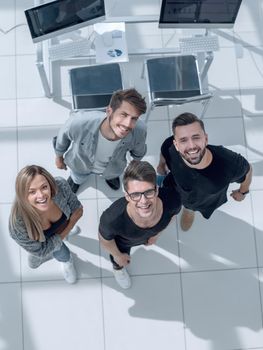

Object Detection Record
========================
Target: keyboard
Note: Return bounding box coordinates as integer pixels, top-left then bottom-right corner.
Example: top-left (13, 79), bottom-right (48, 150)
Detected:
top-left (179, 35), bottom-right (219, 54)
top-left (48, 39), bottom-right (91, 61)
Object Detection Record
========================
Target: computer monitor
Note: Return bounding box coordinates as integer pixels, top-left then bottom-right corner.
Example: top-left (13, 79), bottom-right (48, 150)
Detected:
top-left (25, 0), bottom-right (106, 43)
top-left (159, 0), bottom-right (242, 29)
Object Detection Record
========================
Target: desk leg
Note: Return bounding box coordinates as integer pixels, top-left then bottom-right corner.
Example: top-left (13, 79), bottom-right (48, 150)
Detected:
top-left (36, 61), bottom-right (52, 98)
top-left (200, 51), bottom-right (214, 82)
top-left (36, 42), bottom-right (52, 98)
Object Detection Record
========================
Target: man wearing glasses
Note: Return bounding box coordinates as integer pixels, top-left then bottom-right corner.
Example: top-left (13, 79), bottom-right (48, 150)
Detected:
top-left (98, 160), bottom-right (181, 289)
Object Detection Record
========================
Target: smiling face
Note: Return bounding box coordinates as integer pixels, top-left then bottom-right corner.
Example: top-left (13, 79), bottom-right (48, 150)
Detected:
top-left (27, 174), bottom-right (52, 213)
top-left (173, 121), bottom-right (208, 166)
top-left (125, 180), bottom-right (158, 219)
top-left (107, 101), bottom-right (141, 139)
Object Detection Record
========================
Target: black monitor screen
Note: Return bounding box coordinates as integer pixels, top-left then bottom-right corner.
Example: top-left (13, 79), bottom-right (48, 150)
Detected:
top-left (159, 0), bottom-right (242, 28)
top-left (25, 0), bottom-right (105, 42)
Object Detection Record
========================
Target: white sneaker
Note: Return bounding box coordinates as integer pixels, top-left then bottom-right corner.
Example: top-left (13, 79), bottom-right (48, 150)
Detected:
top-left (68, 225), bottom-right (81, 238)
top-left (61, 255), bottom-right (77, 284)
top-left (113, 268), bottom-right (131, 289)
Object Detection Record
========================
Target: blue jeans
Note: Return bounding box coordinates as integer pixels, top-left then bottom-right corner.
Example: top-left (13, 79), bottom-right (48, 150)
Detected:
top-left (157, 174), bottom-right (166, 187)
top-left (53, 243), bottom-right (70, 262)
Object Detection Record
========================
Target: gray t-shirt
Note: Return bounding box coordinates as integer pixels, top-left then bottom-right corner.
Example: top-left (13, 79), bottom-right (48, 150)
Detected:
top-left (91, 130), bottom-right (120, 174)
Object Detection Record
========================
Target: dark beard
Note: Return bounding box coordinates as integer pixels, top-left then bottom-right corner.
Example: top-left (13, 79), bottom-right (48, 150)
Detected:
top-left (179, 147), bottom-right (206, 165)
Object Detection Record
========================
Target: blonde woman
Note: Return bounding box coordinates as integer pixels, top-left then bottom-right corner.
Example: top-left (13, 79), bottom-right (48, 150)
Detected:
top-left (9, 165), bottom-right (83, 284)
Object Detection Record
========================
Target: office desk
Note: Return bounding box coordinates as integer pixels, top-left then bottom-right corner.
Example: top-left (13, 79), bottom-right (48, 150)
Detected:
top-left (35, 15), bottom-right (218, 98)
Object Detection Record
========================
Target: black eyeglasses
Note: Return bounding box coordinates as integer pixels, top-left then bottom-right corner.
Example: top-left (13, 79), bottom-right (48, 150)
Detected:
top-left (126, 187), bottom-right (157, 201)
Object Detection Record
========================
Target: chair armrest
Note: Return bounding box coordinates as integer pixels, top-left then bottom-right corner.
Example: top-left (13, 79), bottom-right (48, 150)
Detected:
top-left (152, 92), bottom-right (212, 106)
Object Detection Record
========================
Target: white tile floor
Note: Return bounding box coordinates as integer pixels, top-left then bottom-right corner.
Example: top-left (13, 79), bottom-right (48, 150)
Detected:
top-left (0, 0), bottom-right (263, 349)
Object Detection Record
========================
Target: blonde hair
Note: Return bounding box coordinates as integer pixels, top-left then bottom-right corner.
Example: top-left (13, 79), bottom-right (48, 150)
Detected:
top-left (10, 165), bottom-right (57, 241)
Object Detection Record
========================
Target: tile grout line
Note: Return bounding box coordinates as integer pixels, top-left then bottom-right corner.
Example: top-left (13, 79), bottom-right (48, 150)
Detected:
top-left (176, 215), bottom-right (188, 350)
top-left (14, 1), bottom-right (25, 349)
top-left (96, 189), bottom-right (107, 350)
top-left (235, 21), bottom-right (263, 329)
top-left (250, 192), bottom-right (263, 329)
top-left (2, 264), bottom-right (263, 286)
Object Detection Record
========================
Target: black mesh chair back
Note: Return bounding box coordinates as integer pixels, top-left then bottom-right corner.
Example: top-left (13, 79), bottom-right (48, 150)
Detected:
top-left (144, 55), bottom-right (212, 122)
top-left (69, 63), bottom-right (123, 110)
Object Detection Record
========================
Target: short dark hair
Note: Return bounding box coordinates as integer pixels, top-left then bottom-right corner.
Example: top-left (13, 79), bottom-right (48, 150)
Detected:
top-left (109, 88), bottom-right (147, 115)
top-left (123, 160), bottom-right (156, 191)
top-left (172, 113), bottom-right (205, 135)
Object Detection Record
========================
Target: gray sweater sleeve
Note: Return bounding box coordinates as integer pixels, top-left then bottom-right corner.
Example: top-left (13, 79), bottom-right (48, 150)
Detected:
top-left (9, 221), bottom-right (63, 258)
top-left (54, 177), bottom-right (82, 215)
top-left (129, 120), bottom-right (147, 160)
top-left (53, 112), bottom-right (77, 157)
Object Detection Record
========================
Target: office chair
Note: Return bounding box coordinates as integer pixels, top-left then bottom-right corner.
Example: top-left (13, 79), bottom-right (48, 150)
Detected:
top-left (144, 55), bottom-right (212, 123)
top-left (69, 63), bottom-right (123, 110)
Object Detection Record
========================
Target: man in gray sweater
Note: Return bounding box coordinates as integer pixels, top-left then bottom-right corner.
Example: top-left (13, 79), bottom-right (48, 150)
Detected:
top-left (53, 88), bottom-right (147, 193)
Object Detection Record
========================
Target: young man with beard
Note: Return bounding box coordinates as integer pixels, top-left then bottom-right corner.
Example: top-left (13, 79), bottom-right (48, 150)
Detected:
top-left (158, 113), bottom-right (252, 231)
top-left (99, 160), bottom-right (181, 289)
top-left (53, 89), bottom-right (147, 193)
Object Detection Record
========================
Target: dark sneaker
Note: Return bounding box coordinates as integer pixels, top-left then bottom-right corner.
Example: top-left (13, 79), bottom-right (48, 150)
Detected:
top-left (67, 176), bottom-right (80, 193)
top-left (105, 177), bottom-right (120, 190)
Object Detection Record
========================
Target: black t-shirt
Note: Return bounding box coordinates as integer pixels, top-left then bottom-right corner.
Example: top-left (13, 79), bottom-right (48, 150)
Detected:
top-left (43, 212), bottom-right (68, 238)
top-left (168, 144), bottom-right (250, 219)
top-left (161, 135), bottom-right (174, 171)
top-left (99, 187), bottom-right (181, 249)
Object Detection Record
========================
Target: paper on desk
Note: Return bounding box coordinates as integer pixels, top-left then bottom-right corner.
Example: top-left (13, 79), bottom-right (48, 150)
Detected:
top-left (94, 22), bottom-right (129, 63)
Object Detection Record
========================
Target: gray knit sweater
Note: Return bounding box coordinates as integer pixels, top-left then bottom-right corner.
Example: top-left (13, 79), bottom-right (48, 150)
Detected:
top-left (9, 177), bottom-right (82, 261)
